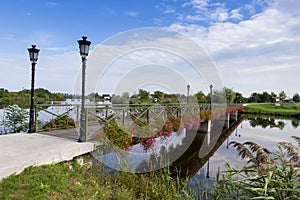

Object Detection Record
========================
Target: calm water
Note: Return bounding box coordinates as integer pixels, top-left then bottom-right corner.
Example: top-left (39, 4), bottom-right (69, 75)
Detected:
top-left (189, 116), bottom-right (300, 190)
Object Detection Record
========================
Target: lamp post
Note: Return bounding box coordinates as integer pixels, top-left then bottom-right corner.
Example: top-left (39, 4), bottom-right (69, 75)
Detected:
top-left (187, 84), bottom-right (190, 104)
top-left (78, 36), bottom-right (91, 142)
top-left (209, 84), bottom-right (213, 110)
top-left (28, 45), bottom-right (40, 133)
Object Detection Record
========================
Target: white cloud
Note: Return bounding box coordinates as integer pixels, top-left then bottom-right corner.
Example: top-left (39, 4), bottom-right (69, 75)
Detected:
top-left (46, 2), bottom-right (62, 7)
top-left (169, 0), bottom-right (300, 96)
top-left (180, 0), bottom-right (230, 23)
top-left (218, 11), bottom-right (228, 21)
top-left (230, 9), bottom-right (243, 20)
top-left (124, 11), bottom-right (139, 17)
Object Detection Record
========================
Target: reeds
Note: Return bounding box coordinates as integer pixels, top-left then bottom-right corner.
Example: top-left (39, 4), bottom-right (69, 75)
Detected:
top-left (211, 136), bottom-right (300, 199)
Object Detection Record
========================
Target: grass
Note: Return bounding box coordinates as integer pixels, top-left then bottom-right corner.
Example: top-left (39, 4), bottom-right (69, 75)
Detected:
top-left (0, 155), bottom-right (194, 200)
top-left (243, 103), bottom-right (300, 117)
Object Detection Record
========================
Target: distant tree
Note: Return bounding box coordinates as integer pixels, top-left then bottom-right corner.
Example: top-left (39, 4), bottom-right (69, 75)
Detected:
top-left (52, 93), bottom-right (65, 101)
top-left (260, 91), bottom-right (271, 103)
top-left (0, 88), bottom-right (11, 108)
top-left (209, 90), bottom-right (226, 103)
top-left (224, 87), bottom-right (236, 104)
top-left (35, 88), bottom-right (51, 98)
top-left (111, 94), bottom-right (124, 104)
top-left (278, 91), bottom-right (287, 101)
top-left (122, 92), bottom-right (130, 99)
top-left (293, 93), bottom-right (300, 103)
top-left (194, 91), bottom-right (207, 103)
top-left (139, 89), bottom-right (150, 100)
top-left (270, 92), bottom-right (277, 102)
top-left (87, 92), bottom-right (96, 102)
top-left (249, 92), bottom-right (261, 103)
top-left (94, 92), bottom-right (102, 102)
top-left (153, 91), bottom-right (164, 99)
top-left (234, 92), bottom-right (245, 103)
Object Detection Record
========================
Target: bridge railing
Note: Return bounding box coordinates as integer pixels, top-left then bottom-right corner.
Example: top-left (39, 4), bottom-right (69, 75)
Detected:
top-left (34, 103), bottom-right (241, 140)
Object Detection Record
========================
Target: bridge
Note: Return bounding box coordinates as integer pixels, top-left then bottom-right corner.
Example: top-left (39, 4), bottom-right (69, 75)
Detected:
top-left (0, 103), bottom-right (244, 180)
top-left (34, 103), bottom-right (244, 143)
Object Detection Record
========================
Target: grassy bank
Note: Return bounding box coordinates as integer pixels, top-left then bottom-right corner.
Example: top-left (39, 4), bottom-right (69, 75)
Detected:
top-left (0, 155), bottom-right (193, 200)
top-left (243, 103), bottom-right (300, 117)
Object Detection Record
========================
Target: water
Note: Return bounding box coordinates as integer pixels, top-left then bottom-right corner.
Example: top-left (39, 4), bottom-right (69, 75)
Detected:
top-left (202, 117), bottom-right (299, 177)
top-left (189, 116), bottom-right (300, 193)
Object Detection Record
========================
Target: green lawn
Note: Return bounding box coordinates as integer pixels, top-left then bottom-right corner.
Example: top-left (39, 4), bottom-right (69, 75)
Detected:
top-left (243, 103), bottom-right (300, 116)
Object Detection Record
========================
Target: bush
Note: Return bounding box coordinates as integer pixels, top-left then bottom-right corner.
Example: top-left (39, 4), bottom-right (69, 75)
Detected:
top-left (1, 105), bottom-right (28, 133)
top-left (42, 115), bottom-right (75, 131)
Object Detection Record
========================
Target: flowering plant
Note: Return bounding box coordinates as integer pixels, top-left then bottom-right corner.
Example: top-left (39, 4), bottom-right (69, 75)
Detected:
top-left (102, 119), bottom-right (132, 150)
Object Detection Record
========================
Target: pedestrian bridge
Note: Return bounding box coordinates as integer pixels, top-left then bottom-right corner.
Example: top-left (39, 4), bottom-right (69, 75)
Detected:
top-left (0, 103), bottom-right (244, 180)
top-left (34, 103), bottom-right (244, 143)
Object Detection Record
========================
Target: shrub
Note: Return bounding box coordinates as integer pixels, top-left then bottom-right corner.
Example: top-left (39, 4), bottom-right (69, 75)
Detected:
top-left (1, 105), bottom-right (28, 133)
top-left (42, 115), bottom-right (75, 131)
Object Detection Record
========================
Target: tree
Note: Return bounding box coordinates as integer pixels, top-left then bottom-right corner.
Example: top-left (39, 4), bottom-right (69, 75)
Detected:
top-left (292, 93), bottom-right (300, 103)
top-left (0, 88), bottom-right (11, 108)
top-left (234, 92), bottom-right (245, 103)
top-left (270, 92), bottom-right (277, 102)
top-left (278, 91), bottom-right (287, 101)
top-left (249, 92), bottom-right (261, 103)
top-left (122, 92), bottom-right (130, 99)
top-left (260, 91), bottom-right (271, 103)
top-left (194, 91), bottom-right (207, 103)
top-left (1, 105), bottom-right (28, 133)
top-left (153, 91), bottom-right (164, 99)
top-left (224, 87), bottom-right (236, 104)
top-left (53, 93), bottom-right (65, 101)
top-left (139, 89), bottom-right (150, 100)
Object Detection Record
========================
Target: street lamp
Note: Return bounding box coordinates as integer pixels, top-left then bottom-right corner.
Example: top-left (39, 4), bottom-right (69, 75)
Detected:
top-left (78, 36), bottom-right (91, 142)
top-left (28, 45), bottom-right (40, 133)
top-left (209, 84), bottom-right (213, 110)
top-left (187, 84), bottom-right (190, 104)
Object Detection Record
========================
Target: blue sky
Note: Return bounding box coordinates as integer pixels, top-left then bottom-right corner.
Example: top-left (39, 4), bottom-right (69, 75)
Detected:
top-left (1, 0), bottom-right (299, 97)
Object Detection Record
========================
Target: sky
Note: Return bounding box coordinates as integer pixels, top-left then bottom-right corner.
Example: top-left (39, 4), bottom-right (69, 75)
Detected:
top-left (0, 0), bottom-right (299, 97)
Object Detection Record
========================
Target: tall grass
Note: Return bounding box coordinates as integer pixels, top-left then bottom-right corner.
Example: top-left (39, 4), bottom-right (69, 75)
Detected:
top-left (210, 136), bottom-right (300, 200)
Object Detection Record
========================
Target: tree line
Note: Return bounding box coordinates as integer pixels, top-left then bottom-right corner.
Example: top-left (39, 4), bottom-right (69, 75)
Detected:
top-left (1, 87), bottom-right (299, 108)
top-left (0, 88), bottom-right (66, 108)
top-left (109, 88), bottom-right (300, 105)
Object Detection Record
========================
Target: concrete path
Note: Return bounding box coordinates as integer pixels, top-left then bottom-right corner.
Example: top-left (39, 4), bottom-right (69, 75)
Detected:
top-left (0, 133), bottom-right (95, 180)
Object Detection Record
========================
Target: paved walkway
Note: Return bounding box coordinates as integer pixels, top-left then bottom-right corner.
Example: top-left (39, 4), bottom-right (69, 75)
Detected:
top-left (0, 132), bottom-right (95, 180)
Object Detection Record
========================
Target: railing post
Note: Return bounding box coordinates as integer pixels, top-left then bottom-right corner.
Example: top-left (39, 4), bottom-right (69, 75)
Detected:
top-left (122, 110), bottom-right (125, 126)
top-left (146, 109), bottom-right (150, 123)
top-left (105, 105), bottom-right (108, 119)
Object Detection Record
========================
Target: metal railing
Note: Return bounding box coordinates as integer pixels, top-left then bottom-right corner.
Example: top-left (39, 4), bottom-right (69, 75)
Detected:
top-left (34, 103), bottom-right (236, 140)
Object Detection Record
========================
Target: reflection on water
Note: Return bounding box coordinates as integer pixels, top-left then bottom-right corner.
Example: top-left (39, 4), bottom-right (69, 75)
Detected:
top-left (248, 117), bottom-right (286, 129)
top-left (192, 116), bottom-right (300, 182)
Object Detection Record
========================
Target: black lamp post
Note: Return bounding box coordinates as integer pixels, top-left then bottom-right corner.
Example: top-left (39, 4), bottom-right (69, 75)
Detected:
top-left (209, 84), bottom-right (213, 110)
top-left (28, 45), bottom-right (39, 133)
top-left (187, 84), bottom-right (190, 104)
top-left (78, 36), bottom-right (91, 142)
